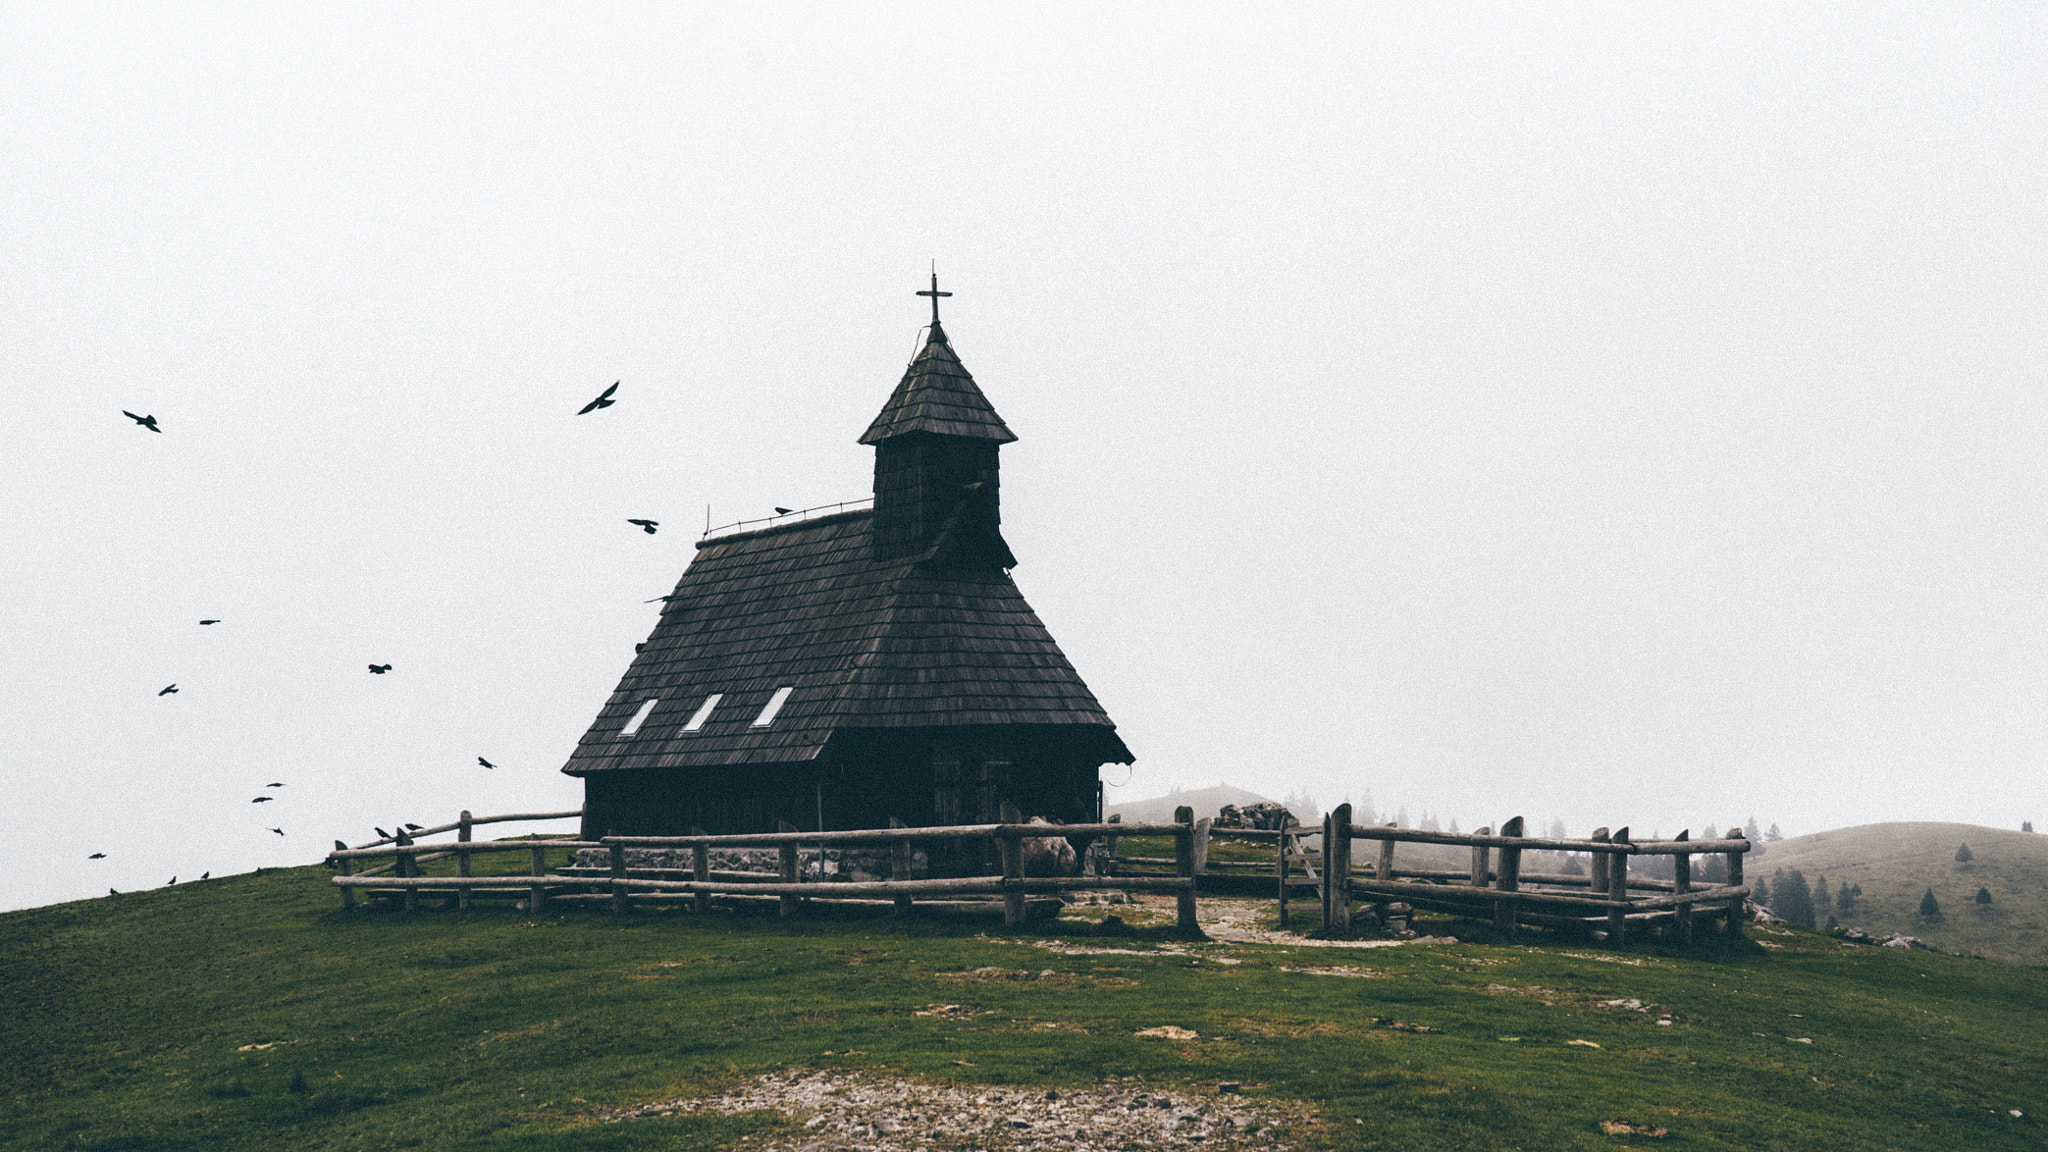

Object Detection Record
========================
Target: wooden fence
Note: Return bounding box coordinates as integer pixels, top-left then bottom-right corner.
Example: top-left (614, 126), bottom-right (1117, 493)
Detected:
top-left (327, 802), bottom-right (1200, 929)
top-left (326, 802), bottom-right (1749, 946)
top-left (1111, 804), bottom-right (1752, 945)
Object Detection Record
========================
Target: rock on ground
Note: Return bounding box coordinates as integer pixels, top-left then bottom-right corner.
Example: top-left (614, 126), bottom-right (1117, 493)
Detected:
top-left (596, 1069), bottom-right (1311, 1151)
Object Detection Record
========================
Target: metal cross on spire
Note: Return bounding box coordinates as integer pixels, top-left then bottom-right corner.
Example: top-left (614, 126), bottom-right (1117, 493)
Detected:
top-left (916, 268), bottom-right (951, 326)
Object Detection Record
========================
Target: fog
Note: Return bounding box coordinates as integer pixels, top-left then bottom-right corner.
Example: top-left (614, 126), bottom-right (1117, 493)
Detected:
top-left (5, 5), bottom-right (2044, 911)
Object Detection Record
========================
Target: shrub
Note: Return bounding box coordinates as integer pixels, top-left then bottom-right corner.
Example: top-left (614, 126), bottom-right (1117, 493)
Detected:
top-left (1976, 886), bottom-right (1992, 905)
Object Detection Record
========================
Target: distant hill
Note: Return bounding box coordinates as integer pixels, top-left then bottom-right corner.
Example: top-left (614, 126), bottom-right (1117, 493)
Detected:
top-left (1755, 821), bottom-right (2048, 965)
top-left (1106, 785), bottom-right (1311, 826)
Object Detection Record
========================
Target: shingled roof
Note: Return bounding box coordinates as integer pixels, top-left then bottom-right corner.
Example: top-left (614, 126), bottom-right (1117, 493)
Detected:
top-left (560, 508), bottom-right (1130, 774)
top-left (859, 321), bottom-right (1018, 445)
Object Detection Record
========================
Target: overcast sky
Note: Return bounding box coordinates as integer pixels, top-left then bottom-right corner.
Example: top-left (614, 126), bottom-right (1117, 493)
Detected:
top-left (6, 4), bottom-right (2044, 911)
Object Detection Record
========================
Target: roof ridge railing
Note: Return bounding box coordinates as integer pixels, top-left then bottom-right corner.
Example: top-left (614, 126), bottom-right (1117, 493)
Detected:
top-left (701, 497), bottom-right (874, 540)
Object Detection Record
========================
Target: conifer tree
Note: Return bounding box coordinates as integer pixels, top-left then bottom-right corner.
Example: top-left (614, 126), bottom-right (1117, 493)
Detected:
top-left (1954, 843), bottom-right (1973, 863)
top-left (1766, 822), bottom-right (1783, 842)
top-left (1776, 869), bottom-right (1815, 927)
top-left (2025, 821), bottom-right (2035, 833)
top-left (1976, 886), bottom-right (1993, 905)
top-left (1838, 880), bottom-right (1855, 914)
top-left (1815, 874), bottom-right (1831, 913)
top-left (1918, 888), bottom-right (1942, 920)
top-left (1752, 875), bottom-right (1770, 907)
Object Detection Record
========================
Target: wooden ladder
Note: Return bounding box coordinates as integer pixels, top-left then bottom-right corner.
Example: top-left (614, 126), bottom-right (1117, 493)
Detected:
top-left (1276, 826), bottom-right (1323, 926)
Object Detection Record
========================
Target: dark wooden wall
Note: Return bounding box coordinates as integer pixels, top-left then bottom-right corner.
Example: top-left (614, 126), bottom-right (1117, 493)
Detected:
top-left (577, 724), bottom-right (1108, 875)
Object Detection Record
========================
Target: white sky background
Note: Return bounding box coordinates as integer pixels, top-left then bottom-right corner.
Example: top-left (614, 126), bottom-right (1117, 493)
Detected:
top-left (4, 4), bottom-right (2044, 910)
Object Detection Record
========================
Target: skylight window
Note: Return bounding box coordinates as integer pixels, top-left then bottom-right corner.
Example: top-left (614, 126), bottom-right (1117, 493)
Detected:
top-left (618, 698), bottom-right (660, 737)
top-left (683, 693), bottom-right (723, 732)
top-left (751, 686), bottom-right (794, 728)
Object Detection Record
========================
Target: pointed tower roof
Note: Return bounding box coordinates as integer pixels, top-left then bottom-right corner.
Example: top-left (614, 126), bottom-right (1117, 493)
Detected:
top-left (858, 321), bottom-right (1018, 445)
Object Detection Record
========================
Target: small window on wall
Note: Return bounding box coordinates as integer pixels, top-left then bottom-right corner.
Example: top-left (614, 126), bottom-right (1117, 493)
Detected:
top-left (750, 686), bottom-right (794, 727)
top-left (683, 693), bottom-right (723, 732)
top-left (618, 698), bottom-right (660, 737)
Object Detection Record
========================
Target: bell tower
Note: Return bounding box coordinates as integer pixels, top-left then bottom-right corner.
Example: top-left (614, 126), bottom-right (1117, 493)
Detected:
top-left (861, 275), bottom-right (1019, 564)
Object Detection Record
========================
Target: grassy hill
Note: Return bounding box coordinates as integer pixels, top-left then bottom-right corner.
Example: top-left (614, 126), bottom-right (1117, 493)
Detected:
top-left (1106, 786), bottom-right (1291, 826)
top-left (1751, 823), bottom-right (2048, 965)
top-left (3, 860), bottom-right (2046, 1150)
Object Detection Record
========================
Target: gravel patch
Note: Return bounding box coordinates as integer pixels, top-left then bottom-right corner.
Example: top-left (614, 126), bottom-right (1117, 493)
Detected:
top-left (598, 1069), bottom-right (1313, 1150)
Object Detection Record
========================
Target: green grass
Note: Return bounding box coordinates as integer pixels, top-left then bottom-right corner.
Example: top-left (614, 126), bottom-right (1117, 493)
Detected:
top-left (3, 860), bottom-right (2046, 1150)
top-left (1752, 823), bottom-right (2048, 964)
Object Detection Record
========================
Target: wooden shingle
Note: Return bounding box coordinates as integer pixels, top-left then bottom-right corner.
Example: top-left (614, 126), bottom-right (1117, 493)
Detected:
top-left (560, 509), bottom-right (1130, 775)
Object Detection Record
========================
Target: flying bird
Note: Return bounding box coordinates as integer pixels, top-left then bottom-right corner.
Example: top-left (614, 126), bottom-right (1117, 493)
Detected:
top-left (88, 852), bottom-right (106, 859)
top-left (774, 507), bottom-right (793, 515)
top-left (368, 664), bottom-right (392, 674)
top-left (478, 757), bottom-right (496, 769)
top-left (252, 796), bottom-right (272, 804)
top-left (577, 381), bottom-right (619, 415)
top-left (158, 684), bottom-right (178, 696)
top-left (268, 828), bottom-right (285, 836)
top-left (200, 619), bottom-right (220, 625)
top-left (267, 782), bottom-right (283, 788)
top-left (122, 410), bottom-right (161, 432)
top-left (627, 519), bottom-right (659, 534)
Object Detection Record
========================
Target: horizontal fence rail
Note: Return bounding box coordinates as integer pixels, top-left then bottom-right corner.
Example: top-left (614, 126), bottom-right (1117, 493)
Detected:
top-left (325, 801), bottom-right (1750, 946)
top-left (1106, 806), bottom-right (1752, 946)
top-left (326, 803), bottom-right (1202, 929)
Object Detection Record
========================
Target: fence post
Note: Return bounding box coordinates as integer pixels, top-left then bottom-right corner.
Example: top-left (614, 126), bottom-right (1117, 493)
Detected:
top-left (1374, 820), bottom-right (1396, 924)
top-left (1494, 816), bottom-right (1524, 935)
top-left (1607, 826), bottom-right (1631, 945)
top-left (457, 810), bottom-right (473, 911)
top-left (1724, 828), bottom-right (1747, 938)
top-left (888, 817), bottom-right (914, 916)
top-left (1588, 827), bottom-right (1610, 900)
top-left (1470, 826), bottom-right (1492, 891)
top-left (1275, 829), bottom-right (1290, 924)
top-left (1326, 803), bottom-right (1352, 932)
top-left (609, 835), bottom-right (629, 916)
top-left (1102, 814), bottom-right (1121, 877)
top-left (999, 801), bottom-right (1026, 927)
top-left (333, 840), bottom-right (355, 909)
top-left (529, 840), bottom-right (547, 916)
top-left (1192, 817), bottom-right (1212, 876)
top-left (1320, 813), bottom-right (1334, 927)
top-left (397, 826), bottom-right (417, 913)
top-left (777, 820), bottom-right (801, 918)
top-left (1673, 830), bottom-right (1693, 945)
top-left (1174, 805), bottom-right (1199, 932)
top-left (691, 826), bottom-right (710, 916)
